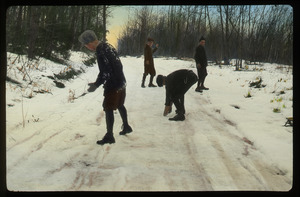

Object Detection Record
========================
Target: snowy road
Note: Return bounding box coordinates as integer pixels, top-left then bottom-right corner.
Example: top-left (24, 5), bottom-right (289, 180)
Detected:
top-left (6, 55), bottom-right (292, 191)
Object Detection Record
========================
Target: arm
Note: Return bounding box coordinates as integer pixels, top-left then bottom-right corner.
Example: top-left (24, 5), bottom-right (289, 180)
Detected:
top-left (194, 47), bottom-right (200, 64)
top-left (165, 88), bottom-right (172, 106)
top-left (152, 44), bottom-right (158, 54)
top-left (94, 56), bottom-right (112, 87)
top-left (194, 46), bottom-right (202, 67)
top-left (144, 46), bottom-right (151, 65)
top-left (89, 45), bottom-right (113, 92)
top-left (164, 88), bottom-right (172, 116)
top-left (88, 62), bottom-right (112, 92)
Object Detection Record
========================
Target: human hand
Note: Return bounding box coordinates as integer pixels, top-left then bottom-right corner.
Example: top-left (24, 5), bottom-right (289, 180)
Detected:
top-left (87, 83), bottom-right (97, 92)
top-left (156, 44), bottom-right (159, 48)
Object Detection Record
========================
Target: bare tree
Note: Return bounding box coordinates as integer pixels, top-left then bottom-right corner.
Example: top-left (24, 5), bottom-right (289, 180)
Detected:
top-left (116, 5), bottom-right (292, 66)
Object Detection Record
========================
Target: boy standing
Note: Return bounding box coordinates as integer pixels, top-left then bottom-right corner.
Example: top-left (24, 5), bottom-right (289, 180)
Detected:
top-left (194, 36), bottom-right (209, 92)
top-left (142, 37), bottom-right (159, 88)
top-left (78, 30), bottom-right (132, 145)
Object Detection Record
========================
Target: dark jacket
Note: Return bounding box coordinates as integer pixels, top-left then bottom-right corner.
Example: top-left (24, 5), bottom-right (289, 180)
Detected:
top-left (144, 44), bottom-right (158, 76)
top-left (194, 45), bottom-right (207, 67)
top-left (165, 69), bottom-right (198, 106)
top-left (95, 42), bottom-right (126, 93)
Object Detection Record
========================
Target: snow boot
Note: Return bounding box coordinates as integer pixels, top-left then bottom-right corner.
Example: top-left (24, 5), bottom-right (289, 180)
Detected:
top-left (199, 85), bottom-right (209, 90)
top-left (97, 133), bottom-right (115, 145)
top-left (148, 75), bottom-right (157, 87)
top-left (195, 86), bottom-right (203, 92)
top-left (149, 84), bottom-right (157, 87)
top-left (119, 124), bottom-right (133, 135)
top-left (169, 113), bottom-right (185, 121)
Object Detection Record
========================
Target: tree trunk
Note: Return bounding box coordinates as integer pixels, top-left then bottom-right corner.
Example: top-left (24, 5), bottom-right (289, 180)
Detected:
top-left (27, 6), bottom-right (40, 59)
top-left (102, 5), bottom-right (107, 41)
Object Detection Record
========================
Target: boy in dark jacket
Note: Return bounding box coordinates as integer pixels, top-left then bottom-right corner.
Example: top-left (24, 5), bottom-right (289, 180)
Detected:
top-left (194, 36), bottom-right (209, 92)
top-left (156, 69), bottom-right (198, 121)
top-left (78, 30), bottom-right (132, 145)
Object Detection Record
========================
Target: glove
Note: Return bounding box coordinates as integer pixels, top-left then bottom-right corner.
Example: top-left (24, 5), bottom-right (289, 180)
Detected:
top-left (87, 83), bottom-right (98, 92)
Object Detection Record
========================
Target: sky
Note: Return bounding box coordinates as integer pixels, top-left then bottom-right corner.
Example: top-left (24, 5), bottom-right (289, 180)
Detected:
top-left (106, 6), bottom-right (132, 48)
top-left (106, 5), bottom-right (167, 48)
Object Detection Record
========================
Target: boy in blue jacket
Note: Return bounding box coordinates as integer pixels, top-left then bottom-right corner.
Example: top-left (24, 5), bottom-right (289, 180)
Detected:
top-left (79, 30), bottom-right (132, 145)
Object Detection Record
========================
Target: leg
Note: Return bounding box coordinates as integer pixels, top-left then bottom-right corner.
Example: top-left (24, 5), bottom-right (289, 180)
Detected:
top-left (199, 67), bottom-right (209, 90)
top-left (105, 110), bottom-right (114, 135)
top-left (169, 96), bottom-right (185, 121)
top-left (97, 110), bottom-right (115, 145)
top-left (201, 76), bottom-right (206, 87)
top-left (98, 91), bottom-right (116, 145)
top-left (149, 75), bottom-right (157, 87)
top-left (141, 73), bottom-right (147, 88)
top-left (179, 95), bottom-right (185, 115)
top-left (118, 105), bottom-right (129, 127)
top-left (195, 67), bottom-right (203, 92)
top-left (196, 66), bottom-right (202, 87)
top-left (117, 89), bottom-right (133, 135)
top-left (173, 96), bottom-right (185, 115)
top-left (118, 105), bottom-right (133, 135)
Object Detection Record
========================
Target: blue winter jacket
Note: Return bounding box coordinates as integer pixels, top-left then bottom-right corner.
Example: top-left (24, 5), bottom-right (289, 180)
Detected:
top-left (94, 42), bottom-right (126, 93)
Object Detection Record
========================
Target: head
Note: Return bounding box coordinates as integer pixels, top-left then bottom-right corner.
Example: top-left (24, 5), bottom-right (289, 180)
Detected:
top-left (156, 75), bottom-right (166, 87)
top-left (199, 36), bottom-right (206, 46)
top-left (78, 30), bottom-right (99, 51)
top-left (147, 37), bottom-right (154, 47)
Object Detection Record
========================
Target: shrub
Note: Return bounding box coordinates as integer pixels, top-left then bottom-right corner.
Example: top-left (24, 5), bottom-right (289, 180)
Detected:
top-left (273, 108), bottom-right (281, 113)
top-left (244, 90), bottom-right (252, 98)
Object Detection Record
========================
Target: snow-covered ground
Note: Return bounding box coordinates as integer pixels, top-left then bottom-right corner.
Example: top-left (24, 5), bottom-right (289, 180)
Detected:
top-left (6, 52), bottom-right (293, 191)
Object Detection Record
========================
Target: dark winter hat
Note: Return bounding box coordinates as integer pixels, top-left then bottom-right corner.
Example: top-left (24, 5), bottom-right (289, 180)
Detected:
top-left (78, 30), bottom-right (98, 45)
top-left (156, 75), bottom-right (164, 87)
top-left (199, 36), bottom-right (205, 42)
top-left (147, 37), bottom-right (154, 42)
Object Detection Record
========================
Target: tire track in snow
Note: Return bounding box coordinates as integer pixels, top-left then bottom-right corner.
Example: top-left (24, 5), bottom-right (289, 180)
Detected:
top-left (186, 94), bottom-right (264, 189)
top-left (7, 130), bottom-right (41, 152)
top-left (7, 129), bottom-right (65, 174)
top-left (180, 122), bottom-right (214, 190)
top-left (188, 91), bottom-right (291, 190)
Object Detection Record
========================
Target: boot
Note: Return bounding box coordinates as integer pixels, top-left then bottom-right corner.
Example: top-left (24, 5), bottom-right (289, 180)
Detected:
top-left (199, 86), bottom-right (209, 90)
top-left (97, 133), bottom-right (115, 145)
top-left (199, 77), bottom-right (208, 90)
top-left (195, 86), bottom-right (203, 92)
top-left (119, 124), bottom-right (133, 135)
top-left (141, 74), bottom-right (146, 88)
top-left (148, 75), bottom-right (157, 87)
top-left (169, 113), bottom-right (185, 121)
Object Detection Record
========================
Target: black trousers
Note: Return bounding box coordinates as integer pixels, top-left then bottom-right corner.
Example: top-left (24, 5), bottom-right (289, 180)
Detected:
top-left (196, 66), bottom-right (208, 87)
top-left (172, 95), bottom-right (185, 115)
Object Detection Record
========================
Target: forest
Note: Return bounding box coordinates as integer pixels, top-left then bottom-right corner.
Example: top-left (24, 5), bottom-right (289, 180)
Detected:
top-left (118, 5), bottom-right (293, 66)
top-left (6, 6), bottom-right (111, 63)
top-left (6, 5), bottom-right (293, 66)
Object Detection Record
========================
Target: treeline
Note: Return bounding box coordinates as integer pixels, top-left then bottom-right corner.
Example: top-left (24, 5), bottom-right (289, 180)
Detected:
top-left (118, 5), bottom-right (293, 65)
top-left (6, 5), bottom-right (293, 66)
top-left (6, 6), bottom-right (111, 63)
